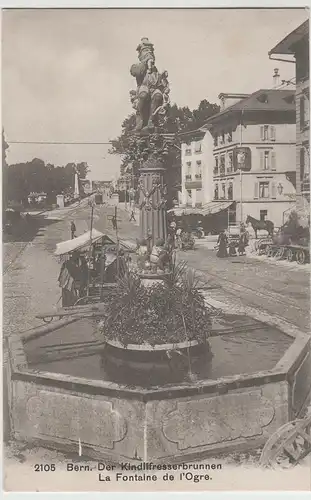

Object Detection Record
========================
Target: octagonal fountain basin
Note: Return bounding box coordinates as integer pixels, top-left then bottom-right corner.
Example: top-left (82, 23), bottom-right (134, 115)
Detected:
top-left (6, 313), bottom-right (311, 463)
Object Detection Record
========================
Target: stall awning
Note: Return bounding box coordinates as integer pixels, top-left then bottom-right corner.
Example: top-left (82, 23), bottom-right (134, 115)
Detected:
top-left (54, 229), bottom-right (107, 256)
top-left (168, 201), bottom-right (234, 217)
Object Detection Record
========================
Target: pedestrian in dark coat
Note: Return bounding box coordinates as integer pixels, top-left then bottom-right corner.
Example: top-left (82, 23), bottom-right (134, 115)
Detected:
top-left (216, 231), bottom-right (228, 258)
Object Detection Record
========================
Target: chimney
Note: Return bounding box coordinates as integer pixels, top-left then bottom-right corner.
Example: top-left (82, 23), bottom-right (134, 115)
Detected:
top-left (273, 68), bottom-right (280, 87)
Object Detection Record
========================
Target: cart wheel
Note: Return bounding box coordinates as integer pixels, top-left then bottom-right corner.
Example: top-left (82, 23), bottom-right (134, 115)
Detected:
top-left (275, 247), bottom-right (285, 260)
top-left (42, 317), bottom-right (53, 324)
top-left (296, 249), bottom-right (306, 265)
top-left (260, 419), bottom-right (305, 468)
top-left (266, 246), bottom-right (274, 257)
top-left (286, 248), bottom-right (294, 262)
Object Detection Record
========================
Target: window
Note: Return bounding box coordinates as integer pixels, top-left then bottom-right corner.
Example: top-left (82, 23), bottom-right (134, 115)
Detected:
top-left (220, 155), bottom-right (225, 173)
top-left (185, 148), bottom-right (191, 156)
top-left (214, 157), bottom-right (219, 176)
top-left (260, 210), bottom-right (268, 222)
top-left (263, 125), bottom-right (269, 141)
top-left (221, 183), bottom-right (226, 199)
top-left (259, 182), bottom-right (269, 198)
top-left (264, 151), bottom-right (269, 170)
top-left (194, 142), bottom-right (202, 153)
top-left (260, 125), bottom-right (276, 141)
top-left (228, 182), bottom-right (233, 200)
top-left (195, 160), bottom-right (202, 179)
top-left (260, 150), bottom-right (276, 171)
top-left (300, 96), bottom-right (309, 129)
top-left (214, 184), bottom-right (219, 200)
top-left (227, 152), bottom-right (233, 172)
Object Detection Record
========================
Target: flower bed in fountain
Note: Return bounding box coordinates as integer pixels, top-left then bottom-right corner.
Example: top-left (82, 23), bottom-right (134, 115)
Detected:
top-left (98, 261), bottom-right (213, 385)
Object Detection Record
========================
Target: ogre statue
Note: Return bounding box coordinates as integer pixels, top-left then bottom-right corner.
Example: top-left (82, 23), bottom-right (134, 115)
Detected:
top-left (130, 37), bottom-right (170, 132)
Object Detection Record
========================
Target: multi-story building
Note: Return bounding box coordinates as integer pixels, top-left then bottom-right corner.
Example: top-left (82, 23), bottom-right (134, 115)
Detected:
top-left (201, 88), bottom-right (297, 226)
top-left (269, 20), bottom-right (309, 207)
top-left (180, 131), bottom-right (205, 208)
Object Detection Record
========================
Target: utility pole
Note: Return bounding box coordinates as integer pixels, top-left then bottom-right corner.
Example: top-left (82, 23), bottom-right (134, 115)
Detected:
top-left (239, 110), bottom-right (244, 224)
top-left (114, 205), bottom-right (120, 278)
top-left (86, 198), bottom-right (95, 297)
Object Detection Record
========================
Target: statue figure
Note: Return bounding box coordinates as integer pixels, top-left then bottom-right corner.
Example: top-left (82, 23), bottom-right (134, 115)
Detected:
top-left (130, 37), bottom-right (170, 132)
top-left (150, 238), bottom-right (170, 273)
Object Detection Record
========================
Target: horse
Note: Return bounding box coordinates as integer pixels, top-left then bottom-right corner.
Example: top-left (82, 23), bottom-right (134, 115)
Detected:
top-left (245, 215), bottom-right (274, 239)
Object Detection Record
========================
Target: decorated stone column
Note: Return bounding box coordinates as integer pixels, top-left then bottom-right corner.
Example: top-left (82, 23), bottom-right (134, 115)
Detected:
top-left (128, 37), bottom-right (173, 248)
top-left (138, 160), bottom-right (167, 246)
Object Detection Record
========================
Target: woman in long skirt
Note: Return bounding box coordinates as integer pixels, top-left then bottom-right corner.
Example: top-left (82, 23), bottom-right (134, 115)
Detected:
top-left (216, 230), bottom-right (228, 258)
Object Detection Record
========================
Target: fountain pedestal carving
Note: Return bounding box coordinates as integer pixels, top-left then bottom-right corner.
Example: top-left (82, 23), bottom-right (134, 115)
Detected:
top-left (138, 164), bottom-right (167, 246)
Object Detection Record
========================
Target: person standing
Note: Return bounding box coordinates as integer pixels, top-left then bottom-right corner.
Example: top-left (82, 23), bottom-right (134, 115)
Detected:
top-left (238, 228), bottom-right (249, 256)
top-left (216, 230), bottom-right (228, 258)
top-left (111, 215), bottom-right (117, 230)
top-left (70, 220), bottom-right (76, 239)
top-left (129, 209), bottom-right (136, 222)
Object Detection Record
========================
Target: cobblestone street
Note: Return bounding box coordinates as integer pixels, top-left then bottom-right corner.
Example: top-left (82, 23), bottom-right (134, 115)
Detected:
top-left (3, 201), bottom-right (310, 489)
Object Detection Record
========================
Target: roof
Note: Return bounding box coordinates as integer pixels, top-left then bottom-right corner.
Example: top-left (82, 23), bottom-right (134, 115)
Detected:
top-left (269, 20), bottom-right (309, 56)
top-left (54, 229), bottom-right (108, 256)
top-left (178, 129), bottom-right (205, 140)
top-left (201, 89), bottom-right (296, 129)
top-left (168, 201), bottom-right (233, 216)
top-left (218, 93), bottom-right (250, 99)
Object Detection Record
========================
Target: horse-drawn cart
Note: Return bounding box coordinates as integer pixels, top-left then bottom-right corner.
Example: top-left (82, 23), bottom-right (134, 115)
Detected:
top-left (265, 243), bottom-right (309, 264)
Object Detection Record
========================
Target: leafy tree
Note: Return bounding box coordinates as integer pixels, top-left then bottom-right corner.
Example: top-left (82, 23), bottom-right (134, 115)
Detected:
top-left (5, 159), bottom-right (91, 206)
top-left (2, 130), bottom-right (9, 208)
top-left (109, 99), bottom-right (220, 204)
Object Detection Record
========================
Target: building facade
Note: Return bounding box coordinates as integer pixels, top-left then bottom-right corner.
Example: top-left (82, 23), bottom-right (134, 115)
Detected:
top-left (180, 133), bottom-right (204, 208)
top-left (269, 20), bottom-right (310, 208)
top-left (201, 89), bottom-right (297, 227)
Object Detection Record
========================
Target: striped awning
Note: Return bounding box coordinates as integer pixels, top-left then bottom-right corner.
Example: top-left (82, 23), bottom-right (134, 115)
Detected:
top-left (167, 201), bottom-right (234, 217)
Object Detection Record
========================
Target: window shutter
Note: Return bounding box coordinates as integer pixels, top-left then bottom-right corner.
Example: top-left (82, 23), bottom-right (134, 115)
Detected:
top-left (260, 151), bottom-right (264, 170)
top-left (254, 182), bottom-right (259, 199)
top-left (271, 151), bottom-right (276, 170)
top-left (271, 181), bottom-right (276, 199)
top-left (300, 97), bottom-right (305, 128)
top-left (260, 126), bottom-right (265, 140)
top-left (270, 126), bottom-right (276, 141)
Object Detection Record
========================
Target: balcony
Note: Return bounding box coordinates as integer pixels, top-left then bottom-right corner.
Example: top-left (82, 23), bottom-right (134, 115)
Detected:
top-left (213, 167), bottom-right (219, 176)
top-left (219, 167), bottom-right (225, 176)
top-left (185, 180), bottom-right (202, 190)
top-left (195, 173), bottom-right (202, 179)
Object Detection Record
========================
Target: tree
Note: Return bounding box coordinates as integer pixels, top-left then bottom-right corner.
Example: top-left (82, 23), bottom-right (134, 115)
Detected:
top-left (3, 130), bottom-right (9, 208)
top-left (109, 99), bottom-right (220, 204)
top-left (5, 159), bottom-right (91, 206)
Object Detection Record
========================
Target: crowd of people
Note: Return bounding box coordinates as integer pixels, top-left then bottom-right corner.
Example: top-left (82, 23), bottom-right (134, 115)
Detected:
top-left (216, 224), bottom-right (249, 258)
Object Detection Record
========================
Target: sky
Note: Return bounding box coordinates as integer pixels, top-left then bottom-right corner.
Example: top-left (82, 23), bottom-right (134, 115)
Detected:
top-left (2, 8), bottom-right (308, 180)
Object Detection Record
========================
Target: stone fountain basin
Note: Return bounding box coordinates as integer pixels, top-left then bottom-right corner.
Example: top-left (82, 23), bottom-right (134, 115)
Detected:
top-left (5, 312), bottom-right (311, 463)
top-left (101, 338), bottom-right (211, 386)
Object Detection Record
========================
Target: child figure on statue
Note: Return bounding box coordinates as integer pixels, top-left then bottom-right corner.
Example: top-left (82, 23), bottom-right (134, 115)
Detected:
top-left (136, 239), bottom-right (149, 270)
top-left (136, 37), bottom-right (155, 72)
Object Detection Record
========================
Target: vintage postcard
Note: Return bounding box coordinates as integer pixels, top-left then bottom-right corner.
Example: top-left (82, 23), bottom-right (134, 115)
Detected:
top-left (2, 6), bottom-right (311, 493)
